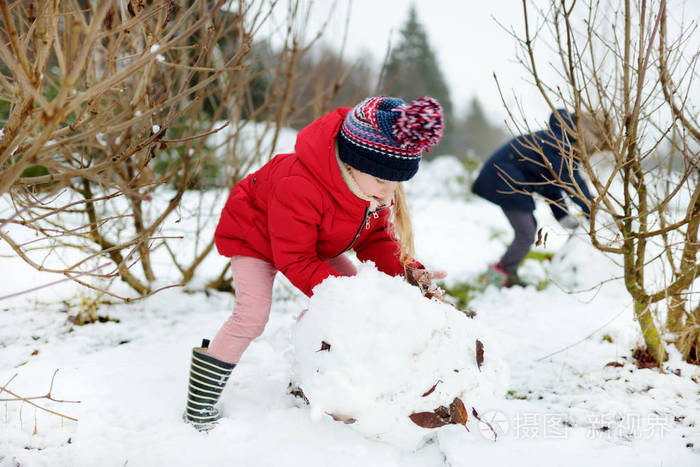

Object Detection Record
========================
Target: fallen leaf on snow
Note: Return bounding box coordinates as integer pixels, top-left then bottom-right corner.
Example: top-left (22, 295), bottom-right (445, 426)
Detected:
top-left (472, 406), bottom-right (498, 441)
top-left (604, 361), bottom-right (624, 368)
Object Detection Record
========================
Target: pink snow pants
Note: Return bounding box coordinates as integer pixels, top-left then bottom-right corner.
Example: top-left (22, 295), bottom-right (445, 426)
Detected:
top-left (207, 255), bottom-right (358, 364)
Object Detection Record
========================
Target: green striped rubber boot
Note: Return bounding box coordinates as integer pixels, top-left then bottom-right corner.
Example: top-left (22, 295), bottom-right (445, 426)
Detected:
top-left (478, 263), bottom-right (508, 289)
top-left (183, 340), bottom-right (235, 431)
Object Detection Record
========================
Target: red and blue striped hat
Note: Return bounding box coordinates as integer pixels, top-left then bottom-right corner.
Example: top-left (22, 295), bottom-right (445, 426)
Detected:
top-left (337, 96), bottom-right (444, 182)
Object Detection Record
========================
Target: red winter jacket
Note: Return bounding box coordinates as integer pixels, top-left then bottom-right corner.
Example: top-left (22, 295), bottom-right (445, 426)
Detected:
top-left (214, 108), bottom-right (419, 296)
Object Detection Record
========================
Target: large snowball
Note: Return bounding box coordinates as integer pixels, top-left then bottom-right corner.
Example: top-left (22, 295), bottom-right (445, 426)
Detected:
top-left (292, 264), bottom-right (509, 450)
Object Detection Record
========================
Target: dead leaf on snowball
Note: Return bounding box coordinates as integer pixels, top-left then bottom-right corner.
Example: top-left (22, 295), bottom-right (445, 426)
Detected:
top-left (409, 412), bottom-right (450, 428)
top-left (421, 380), bottom-right (442, 397)
top-left (327, 412), bottom-right (357, 424)
top-left (449, 397), bottom-right (469, 429)
top-left (476, 339), bottom-right (484, 371)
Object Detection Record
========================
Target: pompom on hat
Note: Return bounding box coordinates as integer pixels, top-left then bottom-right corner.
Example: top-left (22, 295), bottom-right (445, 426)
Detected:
top-left (337, 96), bottom-right (444, 182)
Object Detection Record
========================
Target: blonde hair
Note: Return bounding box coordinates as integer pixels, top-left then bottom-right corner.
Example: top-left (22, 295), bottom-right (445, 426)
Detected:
top-left (392, 183), bottom-right (415, 266)
top-left (576, 113), bottom-right (606, 155)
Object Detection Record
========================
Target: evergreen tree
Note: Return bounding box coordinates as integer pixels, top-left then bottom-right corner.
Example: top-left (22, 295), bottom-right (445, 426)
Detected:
top-left (381, 4), bottom-right (455, 157)
top-left (460, 97), bottom-right (508, 160)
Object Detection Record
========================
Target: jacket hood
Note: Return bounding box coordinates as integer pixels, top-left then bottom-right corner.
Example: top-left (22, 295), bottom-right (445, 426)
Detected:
top-left (295, 107), bottom-right (369, 208)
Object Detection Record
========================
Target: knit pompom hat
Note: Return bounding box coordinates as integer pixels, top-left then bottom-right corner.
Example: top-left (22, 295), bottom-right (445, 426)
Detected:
top-left (337, 96), bottom-right (444, 182)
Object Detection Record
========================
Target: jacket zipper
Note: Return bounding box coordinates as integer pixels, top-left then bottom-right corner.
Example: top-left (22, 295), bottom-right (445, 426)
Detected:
top-left (334, 207), bottom-right (369, 257)
top-left (334, 204), bottom-right (389, 257)
top-left (367, 204), bottom-right (389, 228)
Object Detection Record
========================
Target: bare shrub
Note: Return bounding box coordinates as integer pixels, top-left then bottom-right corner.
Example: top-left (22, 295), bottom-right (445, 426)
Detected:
top-left (0, 1), bottom-right (362, 301)
top-left (505, 0), bottom-right (699, 363)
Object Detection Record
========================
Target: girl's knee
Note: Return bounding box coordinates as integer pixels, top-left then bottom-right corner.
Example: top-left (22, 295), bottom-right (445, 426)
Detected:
top-left (234, 293), bottom-right (273, 315)
top-left (246, 322), bottom-right (268, 340)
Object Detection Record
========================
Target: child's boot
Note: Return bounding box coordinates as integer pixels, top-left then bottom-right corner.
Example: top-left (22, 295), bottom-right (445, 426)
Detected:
top-left (504, 272), bottom-right (528, 288)
top-left (482, 263), bottom-right (508, 287)
top-left (183, 339), bottom-right (235, 431)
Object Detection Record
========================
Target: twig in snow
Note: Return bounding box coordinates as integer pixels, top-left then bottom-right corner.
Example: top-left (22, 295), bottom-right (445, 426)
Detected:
top-left (0, 369), bottom-right (80, 422)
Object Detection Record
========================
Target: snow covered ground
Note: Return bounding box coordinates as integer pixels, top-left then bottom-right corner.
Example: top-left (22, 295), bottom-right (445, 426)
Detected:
top-left (1, 156), bottom-right (699, 466)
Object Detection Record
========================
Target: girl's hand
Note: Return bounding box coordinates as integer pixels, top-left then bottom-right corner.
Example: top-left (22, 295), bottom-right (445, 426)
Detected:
top-left (409, 268), bottom-right (447, 301)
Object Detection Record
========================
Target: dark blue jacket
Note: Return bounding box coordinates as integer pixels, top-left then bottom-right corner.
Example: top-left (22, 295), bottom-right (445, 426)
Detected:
top-left (472, 109), bottom-right (592, 220)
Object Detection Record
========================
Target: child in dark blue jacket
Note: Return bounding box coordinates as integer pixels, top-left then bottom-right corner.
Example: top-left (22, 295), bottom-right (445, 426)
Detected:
top-left (472, 109), bottom-right (602, 287)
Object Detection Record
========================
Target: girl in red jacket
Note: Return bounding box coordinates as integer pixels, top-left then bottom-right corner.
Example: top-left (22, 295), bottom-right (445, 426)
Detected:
top-left (183, 96), bottom-right (445, 431)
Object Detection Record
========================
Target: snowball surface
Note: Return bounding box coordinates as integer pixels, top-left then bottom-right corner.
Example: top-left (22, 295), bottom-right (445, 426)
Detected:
top-left (292, 263), bottom-right (508, 449)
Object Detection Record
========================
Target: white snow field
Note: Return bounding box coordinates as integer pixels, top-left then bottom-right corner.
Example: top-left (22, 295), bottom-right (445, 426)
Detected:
top-left (1, 156), bottom-right (699, 466)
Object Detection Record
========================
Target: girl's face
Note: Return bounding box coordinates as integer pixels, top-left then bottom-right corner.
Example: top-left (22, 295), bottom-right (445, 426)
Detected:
top-left (347, 166), bottom-right (398, 203)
